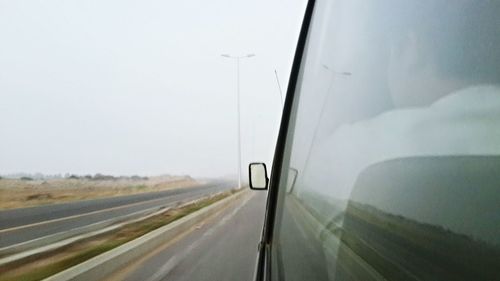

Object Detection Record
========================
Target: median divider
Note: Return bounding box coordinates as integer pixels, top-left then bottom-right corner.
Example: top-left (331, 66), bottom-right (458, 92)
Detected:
top-left (0, 204), bottom-right (165, 258)
top-left (0, 188), bottom-right (224, 258)
top-left (0, 190), bottom-right (221, 266)
top-left (43, 189), bottom-right (249, 281)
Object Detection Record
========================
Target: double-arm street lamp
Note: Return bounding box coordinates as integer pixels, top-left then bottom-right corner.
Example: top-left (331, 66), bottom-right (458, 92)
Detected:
top-left (221, 53), bottom-right (255, 189)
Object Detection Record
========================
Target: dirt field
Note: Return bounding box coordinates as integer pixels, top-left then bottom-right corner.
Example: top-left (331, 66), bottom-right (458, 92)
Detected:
top-left (0, 176), bottom-right (199, 210)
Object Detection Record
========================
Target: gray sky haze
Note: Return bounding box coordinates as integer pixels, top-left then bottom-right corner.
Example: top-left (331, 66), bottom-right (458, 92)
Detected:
top-left (0, 0), bottom-right (306, 178)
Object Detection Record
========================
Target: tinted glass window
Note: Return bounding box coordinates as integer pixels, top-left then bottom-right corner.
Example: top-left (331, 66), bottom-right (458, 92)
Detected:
top-left (272, 0), bottom-right (500, 280)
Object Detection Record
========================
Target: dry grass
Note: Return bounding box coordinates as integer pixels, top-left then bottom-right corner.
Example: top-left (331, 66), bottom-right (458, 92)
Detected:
top-left (0, 190), bottom-right (238, 281)
top-left (0, 176), bottom-right (199, 210)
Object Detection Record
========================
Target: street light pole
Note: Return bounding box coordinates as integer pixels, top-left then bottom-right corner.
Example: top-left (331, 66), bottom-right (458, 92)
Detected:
top-left (221, 53), bottom-right (255, 189)
top-left (236, 57), bottom-right (242, 190)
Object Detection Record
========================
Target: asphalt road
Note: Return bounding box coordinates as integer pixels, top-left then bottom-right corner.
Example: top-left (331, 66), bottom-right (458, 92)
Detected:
top-left (110, 191), bottom-right (267, 281)
top-left (0, 180), bottom-right (234, 248)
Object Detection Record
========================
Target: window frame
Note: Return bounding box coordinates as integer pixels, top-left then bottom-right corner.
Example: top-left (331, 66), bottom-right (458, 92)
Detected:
top-left (254, 0), bottom-right (317, 280)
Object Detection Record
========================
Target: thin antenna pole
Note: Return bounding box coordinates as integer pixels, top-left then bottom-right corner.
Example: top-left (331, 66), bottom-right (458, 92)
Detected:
top-left (274, 70), bottom-right (284, 107)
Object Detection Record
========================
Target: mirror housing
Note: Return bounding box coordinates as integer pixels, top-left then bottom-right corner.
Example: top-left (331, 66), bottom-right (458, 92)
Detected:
top-left (286, 168), bottom-right (299, 194)
top-left (249, 162), bottom-right (269, 190)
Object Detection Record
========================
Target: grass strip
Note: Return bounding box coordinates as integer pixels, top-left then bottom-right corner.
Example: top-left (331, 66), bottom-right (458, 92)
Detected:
top-left (0, 189), bottom-right (240, 281)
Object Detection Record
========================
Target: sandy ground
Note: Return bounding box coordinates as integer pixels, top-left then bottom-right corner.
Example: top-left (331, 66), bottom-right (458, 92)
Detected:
top-left (0, 176), bottom-right (199, 210)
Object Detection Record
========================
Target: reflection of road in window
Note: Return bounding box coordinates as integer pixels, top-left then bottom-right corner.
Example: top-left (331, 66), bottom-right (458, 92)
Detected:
top-left (275, 0), bottom-right (500, 280)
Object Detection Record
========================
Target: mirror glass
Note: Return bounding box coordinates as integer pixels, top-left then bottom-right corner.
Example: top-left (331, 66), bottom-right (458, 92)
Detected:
top-left (250, 163), bottom-right (267, 189)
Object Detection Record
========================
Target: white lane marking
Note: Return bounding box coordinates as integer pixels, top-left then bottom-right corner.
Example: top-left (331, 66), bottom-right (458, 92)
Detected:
top-left (0, 190), bottom-right (217, 234)
top-left (145, 193), bottom-right (254, 281)
top-left (146, 256), bottom-right (180, 281)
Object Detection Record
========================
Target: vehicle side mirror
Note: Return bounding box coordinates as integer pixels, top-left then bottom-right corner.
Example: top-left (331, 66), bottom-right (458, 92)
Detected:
top-left (249, 162), bottom-right (269, 190)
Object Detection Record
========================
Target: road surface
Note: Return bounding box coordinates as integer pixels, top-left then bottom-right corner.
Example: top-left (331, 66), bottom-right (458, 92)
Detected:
top-left (109, 191), bottom-right (267, 281)
top-left (0, 181), bottom-right (233, 248)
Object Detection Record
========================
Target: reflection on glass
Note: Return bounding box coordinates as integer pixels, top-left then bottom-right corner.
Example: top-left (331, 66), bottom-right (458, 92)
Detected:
top-left (336, 156), bottom-right (500, 280)
top-left (273, 0), bottom-right (500, 280)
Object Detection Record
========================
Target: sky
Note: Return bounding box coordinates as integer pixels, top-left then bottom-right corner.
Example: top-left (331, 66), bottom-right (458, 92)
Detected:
top-left (0, 0), bottom-right (307, 178)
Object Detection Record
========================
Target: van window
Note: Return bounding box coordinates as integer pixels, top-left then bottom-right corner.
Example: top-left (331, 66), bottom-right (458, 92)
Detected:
top-left (272, 0), bottom-right (500, 280)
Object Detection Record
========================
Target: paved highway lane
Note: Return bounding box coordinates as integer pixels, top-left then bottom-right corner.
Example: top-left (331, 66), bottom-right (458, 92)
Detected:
top-left (110, 191), bottom-right (267, 281)
top-left (0, 181), bottom-right (234, 248)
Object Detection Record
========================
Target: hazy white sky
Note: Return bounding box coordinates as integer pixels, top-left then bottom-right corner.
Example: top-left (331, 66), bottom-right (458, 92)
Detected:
top-left (0, 0), bottom-right (307, 178)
